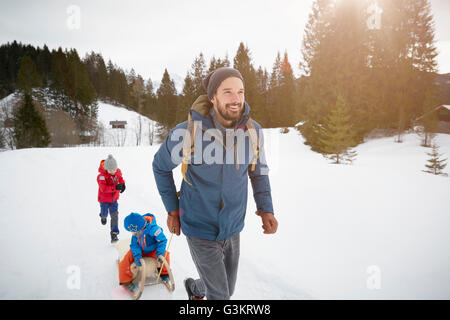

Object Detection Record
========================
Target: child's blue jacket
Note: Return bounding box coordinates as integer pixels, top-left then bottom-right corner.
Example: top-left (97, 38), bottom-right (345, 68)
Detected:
top-left (129, 213), bottom-right (167, 266)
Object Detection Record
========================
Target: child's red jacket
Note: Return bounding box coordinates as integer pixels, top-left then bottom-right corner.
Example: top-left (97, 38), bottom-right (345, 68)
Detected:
top-left (97, 159), bottom-right (125, 203)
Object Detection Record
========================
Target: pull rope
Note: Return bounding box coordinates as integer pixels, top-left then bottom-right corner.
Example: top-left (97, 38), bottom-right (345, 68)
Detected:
top-left (155, 227), bottom-right (175, 285)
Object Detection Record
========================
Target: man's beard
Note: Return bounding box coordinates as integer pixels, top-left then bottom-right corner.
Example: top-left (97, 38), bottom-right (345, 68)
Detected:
top-left (215, 98), bottom-right (244, 124)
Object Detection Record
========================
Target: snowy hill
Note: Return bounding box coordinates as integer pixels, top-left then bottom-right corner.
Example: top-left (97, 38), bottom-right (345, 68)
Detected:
top-left (96, 101), bottom-right (156, 147)
top-left (0, 116), bottom-right (450, 299)
top-left (0, 93), bottom-right (157, 148)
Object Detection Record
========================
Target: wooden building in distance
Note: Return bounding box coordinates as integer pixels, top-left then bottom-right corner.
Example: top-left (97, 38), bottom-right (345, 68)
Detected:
top-left (415, 105), bottom-right (450, 134)
top-left (109, 120), bottom-right (127, 129)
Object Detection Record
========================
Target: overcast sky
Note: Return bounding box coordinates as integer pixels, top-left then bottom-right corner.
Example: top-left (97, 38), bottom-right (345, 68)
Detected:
top-left (1, 0), bottom-right (450, 88)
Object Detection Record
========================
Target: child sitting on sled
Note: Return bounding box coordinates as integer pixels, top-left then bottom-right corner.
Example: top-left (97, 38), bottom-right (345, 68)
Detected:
top-left (119, 212), bottom-right (171, 289)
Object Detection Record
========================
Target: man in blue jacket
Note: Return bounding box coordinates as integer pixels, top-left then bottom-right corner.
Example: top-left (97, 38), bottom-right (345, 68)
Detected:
top-left (152, 67), bottom-right (278, 300)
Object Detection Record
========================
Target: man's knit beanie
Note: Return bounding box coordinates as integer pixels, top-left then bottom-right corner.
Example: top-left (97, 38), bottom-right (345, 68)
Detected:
top-left (202, 67), bottom-right (244, 100)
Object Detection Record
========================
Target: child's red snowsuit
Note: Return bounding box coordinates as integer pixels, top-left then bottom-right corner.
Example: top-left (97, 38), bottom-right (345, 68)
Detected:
top-left (97, 159), bottom-right (125, 203)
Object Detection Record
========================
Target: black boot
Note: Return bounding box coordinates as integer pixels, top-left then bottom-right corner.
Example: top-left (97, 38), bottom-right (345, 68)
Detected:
top-left (111, 232), bottom-right (119, 244)
top-left (184, 278), bottom-right (204, 300)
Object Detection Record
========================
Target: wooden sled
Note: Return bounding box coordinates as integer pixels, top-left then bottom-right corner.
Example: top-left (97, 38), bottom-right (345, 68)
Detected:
top-left (115, 238), bottom-right (175, 300)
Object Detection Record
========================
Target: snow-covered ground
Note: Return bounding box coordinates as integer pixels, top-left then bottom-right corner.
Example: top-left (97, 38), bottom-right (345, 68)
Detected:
top-left (0, 102), bottom-right (449, 299)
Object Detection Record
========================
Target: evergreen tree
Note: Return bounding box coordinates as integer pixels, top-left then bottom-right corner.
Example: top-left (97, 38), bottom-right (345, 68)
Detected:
top-left (416, 88), bottom-right (439, 147)
top-left (36, 45), bottom-right (52, 87)
top-left (319, 95), bottom-right (357, 164)
top-left (300, 0), bottom-right (372, 149)
top-left (423, 143), bottom-right (447, 176)
top-left (267, 52), bottom-right (282, 127)
top-left (300, 0), bottom-right (334, 76)
top-left (13, 93), bottom-right (51, 148)
top-left (255, 66), bottom-right (269, 126)
top-left (50, 47), bottom-right (69, 94)
top-left (47, 48), bottom-right (97, 139)
top-left (0, 41), bottom-right (36, 97)
top-left (0, 129), bottom-right (4, 149)
top-left (130, 74), bottom-right (146, 113)
top-left (143, 77), bottom-right (157, 117)
top-left (190, 53), bottom-right (207, 97)
top-left (267, 51), bottom-right (297, 127)
top-left (65, 49), bottom-right (96, 110)
top-left (208, 54), bottom-right (231, 72)
top-left (117, 69), bottom-right (130, 107)
top-left (0, 42), bottom-right (15, 97)
top-left (178, 53), bottom-right (208, 124)
top-left (64, 49), bottom-right (97, 135)
top-left (49, 47), bottom-right (75, 113)
top-left (106, 60), bottom-right (130, 107)
top-left (156, 69), bottom-right (178, 129)
top-left (329, 0), bottom-right (372, 139)
top-left (179, 72), bottom-right (196, 124)
top-left (16, 55), bottom-right (42, 93)
top-left (233, 43), bottom-right (259, 121)
top-left (270, 51), bottom-right (282, 89)
top-left (106, 60), bottom-right (117, 101)
top-left (127, 68), bottom-right (137, 85)
top-left (370, 0), bottom-right (438, 132)
top-left (255, 66), bottom-right (269, 98)
top-left (278, 51), bottom-right (296, 126)
top-left (84, 52), bottom-right (108, 99)
top-left (96, 54), bottom-right (109, 99)
top-left (300, 0), bottom-right (337, 149)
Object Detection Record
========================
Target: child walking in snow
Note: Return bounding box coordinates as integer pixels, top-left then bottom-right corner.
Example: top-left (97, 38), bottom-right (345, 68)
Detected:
top-left (97, 154), bottom-right (126, 243)
top-left (119, 212), bottom-right (171, 289)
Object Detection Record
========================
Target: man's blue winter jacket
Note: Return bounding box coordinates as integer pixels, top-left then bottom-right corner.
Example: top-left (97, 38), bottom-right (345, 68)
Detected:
top-left (152, 95), bottom-right (274, 241)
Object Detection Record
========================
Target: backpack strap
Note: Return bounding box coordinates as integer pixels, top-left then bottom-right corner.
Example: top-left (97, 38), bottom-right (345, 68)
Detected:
top-left (246, 117), bottom-right (260, 172)
top-left (181, 113), bottom-right (197, 186)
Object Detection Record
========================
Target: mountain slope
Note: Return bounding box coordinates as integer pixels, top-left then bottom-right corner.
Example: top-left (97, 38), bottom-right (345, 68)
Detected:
top-left (96, 101), bottom-right (156, 147)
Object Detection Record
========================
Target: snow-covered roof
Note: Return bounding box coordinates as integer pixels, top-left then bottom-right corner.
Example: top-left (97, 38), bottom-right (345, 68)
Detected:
top-left (440, 105), bottom-right (450, 111)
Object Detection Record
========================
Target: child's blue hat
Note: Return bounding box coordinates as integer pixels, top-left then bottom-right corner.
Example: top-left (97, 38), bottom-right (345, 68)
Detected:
top-left (124, 212), bottom-right (146, 232)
